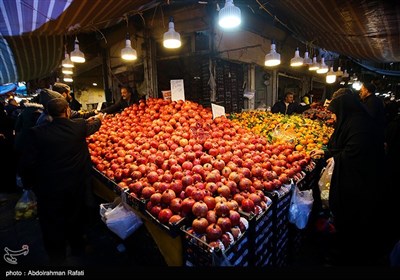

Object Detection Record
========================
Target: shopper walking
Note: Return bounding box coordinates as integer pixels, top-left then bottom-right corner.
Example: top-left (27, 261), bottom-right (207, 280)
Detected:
top-left (310, 93), bottom-right (387, 266)
top-left (21, 98), bottom-right (103, 265)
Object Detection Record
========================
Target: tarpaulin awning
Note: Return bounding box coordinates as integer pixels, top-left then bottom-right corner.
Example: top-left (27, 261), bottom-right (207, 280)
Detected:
top-left (0, 0), bottom-right (160, 84)
top-left (1, 0), bottom-right (400, 84)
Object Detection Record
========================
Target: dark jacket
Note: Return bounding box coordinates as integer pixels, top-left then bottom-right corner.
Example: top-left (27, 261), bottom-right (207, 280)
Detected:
top-left (271, 101), bottom-right (309, 115)
top-left (101, 93), bottom-right (139, 114)
top-left (14, 102), bottom-right (43, 150)
top-left (21, 116), bottom-right (101, 260)
top-left (23, 117), bottom-right (101, 196)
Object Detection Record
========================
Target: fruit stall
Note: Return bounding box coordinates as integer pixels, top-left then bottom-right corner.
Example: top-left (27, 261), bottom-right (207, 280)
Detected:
top-left (88, 98), bottom-right (332, 266)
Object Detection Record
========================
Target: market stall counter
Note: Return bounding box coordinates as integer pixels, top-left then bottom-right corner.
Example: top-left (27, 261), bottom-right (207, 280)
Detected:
top-left (91, 168), bottom-right (183, 266)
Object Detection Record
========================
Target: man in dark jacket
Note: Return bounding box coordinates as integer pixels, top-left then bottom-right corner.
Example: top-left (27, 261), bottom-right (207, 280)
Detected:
top-left (35, 83), bottom-right (97, 126)
top-left (22, 98), bottom-right (103, 264)
top-left (101, 85), bottom-right (140, 114)
top-left (271, 92), bottom-right (309, 115)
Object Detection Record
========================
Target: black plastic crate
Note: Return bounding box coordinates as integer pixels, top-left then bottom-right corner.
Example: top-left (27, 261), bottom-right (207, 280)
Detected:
top-left (124, 189), bottom-right (146, 211)
top-left (182, 223), bottom-right (250, 267)
top-left (242, 206), bottom-right (274, 266)
top-left (265, 185), bottom-right (293, 267)
top-left (92, 167), bottom-right (126, 195)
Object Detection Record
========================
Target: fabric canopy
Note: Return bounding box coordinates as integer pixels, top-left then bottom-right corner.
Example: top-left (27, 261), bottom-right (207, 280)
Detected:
top-left (1, 0), bottom-right (399, 84)
top-left (0, 0), bottom-right (159, 84)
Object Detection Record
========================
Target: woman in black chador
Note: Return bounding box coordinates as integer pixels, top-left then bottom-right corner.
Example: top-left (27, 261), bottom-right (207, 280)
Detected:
top-left (311, 93), bottom-right (388, 266)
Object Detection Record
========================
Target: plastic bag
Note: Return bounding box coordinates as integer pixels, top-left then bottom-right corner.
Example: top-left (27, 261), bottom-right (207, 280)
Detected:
top-left (318, 158), bottom-right (334, 208)
top-left (100, 200), bottom-right (143, 240)
top-left (288, 184), bottom-right (314, 229)
top-left (15, 189), bottom-right (37, 220)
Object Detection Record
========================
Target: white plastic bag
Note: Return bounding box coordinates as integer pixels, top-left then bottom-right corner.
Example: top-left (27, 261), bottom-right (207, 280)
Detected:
top-left (318, 158), bottom-right (334, 208)
top-left (288, 184), bottom-right (314, 229)
top-left (100, 200), bottom-right (143, 240)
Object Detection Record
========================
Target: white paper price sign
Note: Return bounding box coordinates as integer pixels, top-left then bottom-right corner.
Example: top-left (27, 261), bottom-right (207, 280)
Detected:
top-left (211, 103), bottom-right (226, 119)
top-left (170, 79), bottom-right (185, 101)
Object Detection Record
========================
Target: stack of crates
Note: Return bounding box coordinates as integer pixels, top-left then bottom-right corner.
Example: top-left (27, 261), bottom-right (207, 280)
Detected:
top-left (241, 202), bottom-right (274, 266)
top-left (181, 219), bottom-right (251, 266)
top-left (265, 184), bottom-right (292, 267)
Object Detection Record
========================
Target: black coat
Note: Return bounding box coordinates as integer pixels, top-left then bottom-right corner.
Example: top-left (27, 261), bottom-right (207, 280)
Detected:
top-left (23, 117), bottom-right (101, 206)
top-left (101, 93), bottom-right (139, 114)
top-left (271, 101), bottom-right (309, 115)
top-left (325, 93), bottom-right (387, 264)
top-left (21, 117), bottom-right (101, 260)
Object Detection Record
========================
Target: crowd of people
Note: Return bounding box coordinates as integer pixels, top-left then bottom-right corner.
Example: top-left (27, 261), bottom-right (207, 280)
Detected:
top-left (0, 82), bottom-right (140, 265)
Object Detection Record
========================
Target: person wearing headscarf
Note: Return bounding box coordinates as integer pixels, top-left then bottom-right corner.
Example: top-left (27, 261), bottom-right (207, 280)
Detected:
top-left (310, 93), bottom-right (388, 266)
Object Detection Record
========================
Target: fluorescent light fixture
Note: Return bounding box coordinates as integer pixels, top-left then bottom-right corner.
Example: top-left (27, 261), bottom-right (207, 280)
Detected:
top-left (62, 68), bottom-right (73, 75)
top-left (316, 57), bottom-right (328, 74)
top-left (335, 66), bottom-right (343, 77)
top-left (309, 56), bottom-right (320, 71)
top-left (290, 48), bottom-right (304, 67)
top-left (62, 52), bottom-right (74, 68)
top-left (70, 37), bottom-right (85, 63)
top-left (264, 43), bottom-right (281, 67)
top-left (218, 0), bottom-right (241, 29)
top-left (326, 67), bottom-right (336, 84)
top-left (303, 51), bottom-right (312, 65)
top-left (121, 33), bottom-right (137, 61)
top-left (63, 75), bottom-right (73, 82)
top-left (163, 17), bottom-right (181, 49)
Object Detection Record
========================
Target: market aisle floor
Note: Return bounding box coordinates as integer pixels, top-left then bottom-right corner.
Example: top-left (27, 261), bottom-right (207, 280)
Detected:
top-left (1, 190), bottom-right (399, 279)
top-left (0, 190), bottom-right (167, 269)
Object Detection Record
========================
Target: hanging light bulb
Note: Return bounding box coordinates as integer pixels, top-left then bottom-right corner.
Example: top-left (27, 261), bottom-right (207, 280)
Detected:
top-left (62, 68), bottom-right (73, 75)
top-left (336, 66), bottom-right (343, 77)
top-left (61, 51), bottom-right (74, 68)
top-left (352, 80), bottom-right (362, 90)
top-left (218, 0), bottom-right (241, 29)
top-left (303, 51), bottom-right (312, 65)
top-left (326, 67), bottom-right (337, 84)
top-left (290, 48), bottom-right (304, 67)
top-left (316, 57), bottom-right (328, 74)
top-left (264, 42), bottom-right (281, 67)
top-left (163, 17), bottom-right (181, 49)
top-left (121, 33), bottom-right (137, 61)
top-left (70, 37), bottom-right (85, 63)
top-left (342, 69), bottom-right (349, 78)
top-left (309, 55), bottom-right (320, 71)
top-left (63, 75), bottom-right (73, 83)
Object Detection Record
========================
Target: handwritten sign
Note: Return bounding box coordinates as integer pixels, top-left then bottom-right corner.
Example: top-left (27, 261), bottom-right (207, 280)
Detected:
top-left (211, 103), bottom-right (225, 119)
top-left (170, 79), bottom-right (185, 101)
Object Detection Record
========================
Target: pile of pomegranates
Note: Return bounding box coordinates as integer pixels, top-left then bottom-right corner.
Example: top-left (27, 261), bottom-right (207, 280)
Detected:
top-left (87, 98), bottom-right (311, 248)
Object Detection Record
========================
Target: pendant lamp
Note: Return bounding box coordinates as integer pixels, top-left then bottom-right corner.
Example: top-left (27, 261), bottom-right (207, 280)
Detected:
top-left (121, 33), bottom-right (137, 61)
top-left (70, 37), bottom-right (85, 63)
top-left (264, 42), bottom-right (281, 67)
top-left (218, 0), bottom-right (241, 29)
top-left (163, 17), bottom-right (181, 49)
